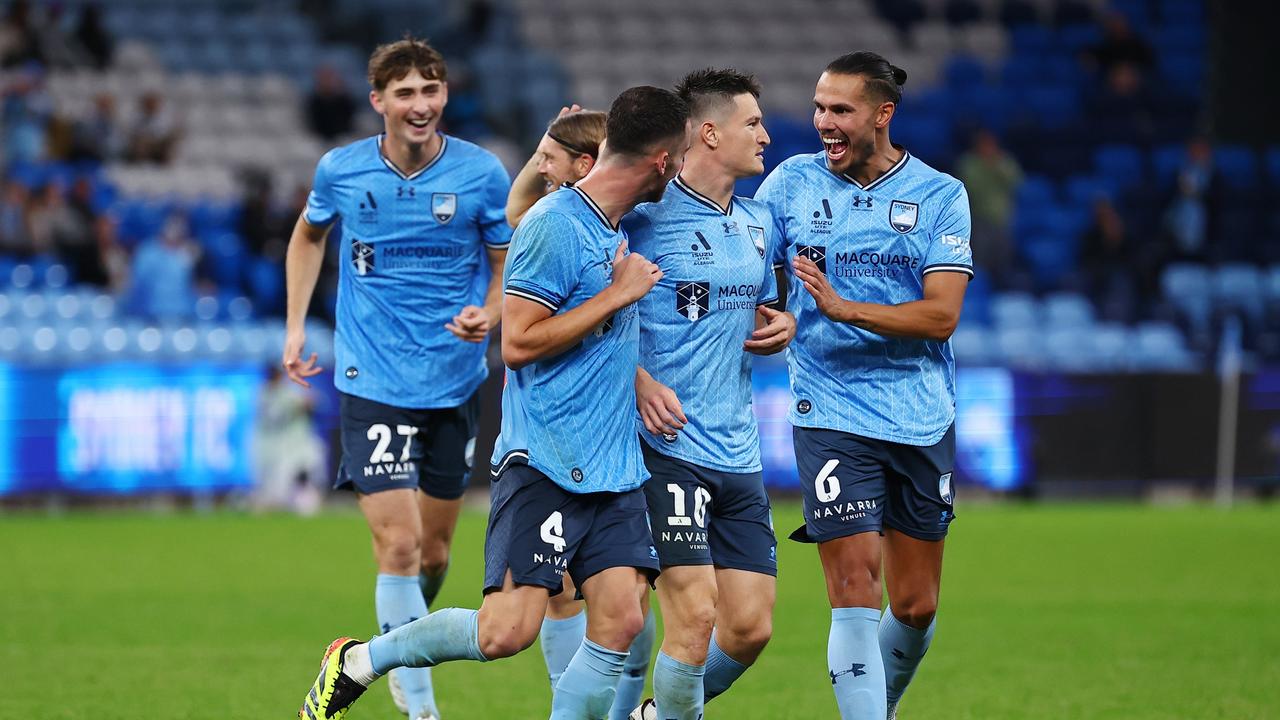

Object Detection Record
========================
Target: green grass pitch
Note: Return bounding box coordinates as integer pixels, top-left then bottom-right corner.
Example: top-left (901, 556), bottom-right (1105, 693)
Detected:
top-left (4, 502), bottom-right (1277, 719)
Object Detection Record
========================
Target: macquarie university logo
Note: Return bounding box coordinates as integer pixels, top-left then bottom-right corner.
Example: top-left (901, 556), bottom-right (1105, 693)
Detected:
top-left (889, 200), bottom-right (918, 233)
top-left (748, 225), bottom-right (767, 258)
top-left (676, 281), bottom-right (710, 322)
top-left (431, 192), bottom-right (457, 224)
top-left (796, 244), bottom-right (827, 273)
top-left (351, 239), bottom-right (375, 275)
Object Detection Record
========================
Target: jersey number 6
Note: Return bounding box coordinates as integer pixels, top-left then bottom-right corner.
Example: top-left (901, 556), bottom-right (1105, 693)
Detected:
top-left (815, 459), bottom-right (841, 503)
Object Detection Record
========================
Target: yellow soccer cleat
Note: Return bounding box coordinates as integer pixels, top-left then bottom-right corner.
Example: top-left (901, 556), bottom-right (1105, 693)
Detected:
top-left (299, 638), bottom-right (369, 720)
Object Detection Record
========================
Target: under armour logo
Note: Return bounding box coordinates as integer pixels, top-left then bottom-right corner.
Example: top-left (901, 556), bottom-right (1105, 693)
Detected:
top-left (830, 663), bottom-right (867, 684)
top-left (892, 648), bottom-right (907, 660)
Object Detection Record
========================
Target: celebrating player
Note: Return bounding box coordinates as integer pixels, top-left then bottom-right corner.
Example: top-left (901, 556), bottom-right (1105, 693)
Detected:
top-left (506, 106), bottom-right (606, 227)
top-left (508, 105), bottom-right (657, 719)
top-left (621, 68), bottom-right (795, 720)
top-left (283, 38), bottom-right (511, 720)
top-left (755, 52), bottom-right (973, 720)
top-left (297, 85), bottom-right (691, 720)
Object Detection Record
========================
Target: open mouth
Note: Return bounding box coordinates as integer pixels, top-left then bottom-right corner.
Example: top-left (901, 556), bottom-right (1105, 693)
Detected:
top-left (407, 118), bottom-right (432, 130)
top-left (822, 136), bottom-right (849, 161)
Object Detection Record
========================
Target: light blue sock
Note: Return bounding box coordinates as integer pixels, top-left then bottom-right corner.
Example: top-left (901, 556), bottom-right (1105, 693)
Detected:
top-left (879, 606), bottom-right (935, 707)
top-left (550, 638), bottom-right (628, 720)
top-left (367, 607), bottom-right (488, 673)
top-left (703, 631), bottom-right (748, 702)
top-left (653, 651), bottom-right (705, 720)
top-left (540, 610), bottom-right (586, 690)
top-left (828, 607), bottom-right (887, 720)
top-left (419, 562), bottom-right (448, 608)
top-left (609, 608), bottom-right (655, 720)
top-left (374, 574), bottom-right (435, 718)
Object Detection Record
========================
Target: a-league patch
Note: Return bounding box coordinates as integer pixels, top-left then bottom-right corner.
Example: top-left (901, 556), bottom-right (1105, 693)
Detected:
top-left (431, 192), bottom-right (457, 224)
top-left (889, 200), bottom-right (918, 233)
top-left (676, 281), bottom-right (710, 322)
top-left (351, 238), bottom-right (375, 275)
top-left (748, 225), bottom-right (767, 257)
top-left (939, 472), bottom-right (953, 504)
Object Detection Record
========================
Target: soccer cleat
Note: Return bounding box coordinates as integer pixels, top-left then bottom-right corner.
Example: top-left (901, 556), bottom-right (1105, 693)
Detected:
top-left (412, 715), bottom-right (439, 720)
top-left (388, 670), bottom-right (409, 715)
top-left (299, 637), bottom-right (369, 720)
top-left (887, 702), bottom-right (898, 720)
top-left (627, 698), bottom-right (656, 720)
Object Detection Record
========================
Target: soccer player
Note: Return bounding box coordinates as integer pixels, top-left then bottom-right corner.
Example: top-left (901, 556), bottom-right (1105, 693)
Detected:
top-left (282, 38), bottom-right (511, 720)
top-left (754, 52), bottom-right (973, 720)
top-left (297, 85), bottom-right (692, 720)
top-left (507, 105), bottom-right (657, 719)
top-left (621, 68), bottom-right (795, 720)
top-left (506, 105), bottom-right (606, 227)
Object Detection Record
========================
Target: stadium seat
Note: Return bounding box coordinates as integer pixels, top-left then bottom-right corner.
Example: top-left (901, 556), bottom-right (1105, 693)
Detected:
top-left (995, 326), bottom-right (1046, 369)
top-left (1043, 292), bottom-right (1095, 329)
top-left (1161, 263), bottom-right (1213, 336)
top-left (1131, 321), bottom-right (1199, 371)
top-left (1212, 263), bottom-right (1265, 322)
top-left (951, 325), bottom-right (996, 366)
top-left (1093, 144), bottom-right (1146, 190)
top-left (1213, 145), bottom-right (1260, 190)
top-left (991, 292), bottom-right (1039, 328)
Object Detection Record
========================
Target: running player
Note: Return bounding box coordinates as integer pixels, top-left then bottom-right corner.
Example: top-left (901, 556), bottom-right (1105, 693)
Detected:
top-left (506, 105), bottom-right (606, 227)
top-left (507, 105), bottom-right (657, 719)
top-left (622, 68), bottom-right (794, 720)
top-left (282, 38), bottom-right (511, 720)
top-left (297, 85), bottom-right (692, 720)
top-left (754, 52), bottom-right (973, 720)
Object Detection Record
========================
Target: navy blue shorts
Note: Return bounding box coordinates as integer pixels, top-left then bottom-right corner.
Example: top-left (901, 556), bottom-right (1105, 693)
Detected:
top-left (641, 443), bottom-right (777, 576)
top-left (334, 390), bottom-right (480, 500)
top-left (790, 425), bottom-right (957, 543)
top-left (483, 463), bottom-right (660, 596)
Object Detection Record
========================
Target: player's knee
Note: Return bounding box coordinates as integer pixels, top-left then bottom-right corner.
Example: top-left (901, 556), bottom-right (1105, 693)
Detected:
top-left (418, 544), bottom-right (450, 578)
top-left (891, 597), bottom-right (938, 630)
top-left (374, 530), bottom-right (421, 574)
top-left (596, 605), bottom-right (646, 650)
top-left (723, 612), bottom-right (772, 656)
top-left (827, 563), bottom-right (881, 607)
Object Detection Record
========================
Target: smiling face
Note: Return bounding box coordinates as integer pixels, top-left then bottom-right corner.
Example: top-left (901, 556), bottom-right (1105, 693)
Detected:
top-left (370, 69), bottom-right (448, 148)
top-left (813, 71), bottom-right (892, 175)
top-left (535, 135), bottom-right (593, 189)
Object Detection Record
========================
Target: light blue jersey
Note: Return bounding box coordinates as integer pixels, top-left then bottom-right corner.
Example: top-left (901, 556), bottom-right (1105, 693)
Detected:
top-left (491, 186), bottom-right (648, 494)
top-left (624, 176), bottom-right (779, 472)
top-left (305, 134), bottom-right (512, 409)
top-left (755, 150), bottom-right (973, 445)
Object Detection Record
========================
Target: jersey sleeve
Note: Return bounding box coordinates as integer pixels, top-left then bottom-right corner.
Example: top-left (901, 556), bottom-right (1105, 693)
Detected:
top-left (753, 166), bottom-right (789, 270)
top-left (304, 150), bottom-right (339, 227)
top-left (618, 206), bottom-right (652, 255)
top-left (504, 211), bottom-right (581, 312)
top-left (479, 157), bottom-right (514, 249)
top-left (923, 184), bottom-right (974, 277)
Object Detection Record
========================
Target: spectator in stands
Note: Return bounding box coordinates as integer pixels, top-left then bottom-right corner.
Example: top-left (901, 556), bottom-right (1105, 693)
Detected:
top-left (304, 65), bottom-right (355, 141)
top-left (0, 0), bottom-right (40, 68)
top-left (54, 177), bottom-right (103, 283)
top-left (957, 128), bottom-right (1021, 286)
top-left (92, 213), bottom-right (129, 293)
top-left (1084, 11), bottom-right (1154, 76)
top-left (25, 182), bottom-right (81, 257)
top-left (2, 63), bottom-right (52, 164)
top-left (125, 92), bottom-right (180, 164)
top-left (1162, 136), bottom-right (1221, 262)
top-left (35, 4), bottom-right (83, 69)
top-left (73, 3), bottom-right (112, 70)
top-left (1079, 196), bottom-right (1141, 321)
top-left (130, 212), bottom-right (200, 320)
top-left (68, 93), bottom-right (123, 163)
top-left (0, 179), bottom-right (33, 256)
top-left (252, 364), bottom-right (328, 515)
top-left (1087, 61), bottom-right (1155, 144)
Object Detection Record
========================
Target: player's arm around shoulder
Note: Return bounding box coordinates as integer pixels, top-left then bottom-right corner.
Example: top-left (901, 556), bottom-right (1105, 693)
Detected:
top-left (501, 215), bottom-right (662, 370)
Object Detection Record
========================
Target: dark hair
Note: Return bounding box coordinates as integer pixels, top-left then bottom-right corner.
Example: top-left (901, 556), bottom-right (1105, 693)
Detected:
top-left (824, 51), bottom-right (907, 104)
top-left (367, 36), bottom-right (447, 91)
top-left (605, 86), bottom-right (690, 157)
top-left (547, 110), bottom-right (607, 159)
top-left (675, 67), bottom-right (761, 120)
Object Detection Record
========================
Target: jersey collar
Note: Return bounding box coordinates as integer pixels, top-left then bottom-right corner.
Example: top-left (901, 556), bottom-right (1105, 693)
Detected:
top-left (672, 175), bottom-right (734, 215)
top-left (571, 185), bottom-right (616, 231)
top-left (376, 134), bottom-right (448, 181)
top-left (837, 147), bottom-right (911, 191)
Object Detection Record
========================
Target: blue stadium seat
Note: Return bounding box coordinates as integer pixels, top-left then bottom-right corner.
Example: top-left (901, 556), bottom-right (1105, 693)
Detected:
top-left (991, 292), bottom-right (1039, 329)
top-left (1151, 144), bottom-right (1187, 187)
top-left (1160, 263), bottom-right (1212, 336)
top-left (1043, 292), bottom-right (1095, 328)
top-left (1161, 0), bottom-right (1205, 27)
top-left (951, 326), bottom-right (996, 366)
top-left (1213, 145), bottom-right (1260, 190)
top-left (206, 233), bottom-right (246, 289)
top-left (1024, 85), bottom-right (1080, 129)
top-left (1212, 263), bottom-right (1265, 322)
top-left (1131, 321), bottom-right (1198, 371)
top-left (1056, 24), bottom-right (1100, 53)
top-left (1265, 146), bottom-right (1280, 187)
top-left (944, 55), bottom-right (988, 87)
top-left (1064, 174), bottom-right (1121, 205)
top-left (1094, 144), bottom-right (1146, 190)
top-left (996, 326), bottom-right (1046, 369)
top-left (1009, 24), bottom-right (1052, 54)
top-left (1016, 174), bottom-right (1057, 206)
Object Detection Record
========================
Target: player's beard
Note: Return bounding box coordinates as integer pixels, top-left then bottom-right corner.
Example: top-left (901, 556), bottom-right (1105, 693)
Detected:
top-left (642, 177), bottom-right (668, 204)
top-left (832, 135), bottom-right (876, 175)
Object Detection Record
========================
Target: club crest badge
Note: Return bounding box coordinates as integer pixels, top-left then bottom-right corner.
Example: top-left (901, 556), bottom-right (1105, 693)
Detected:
top-left (748, 225), bottom-right (767, 258)
top-left (676, 281), bottom-right (710, 322)
top-left (351, 239), bottom-right (375, 275)
top-left (889, 200), bottom-right (918, 233)
top-left (431, 193), bottom-right (456, 224)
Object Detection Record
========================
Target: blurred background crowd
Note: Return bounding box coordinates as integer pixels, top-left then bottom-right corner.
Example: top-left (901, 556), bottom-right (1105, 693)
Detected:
top-left (0, 0), bottom-right (1277, 503)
